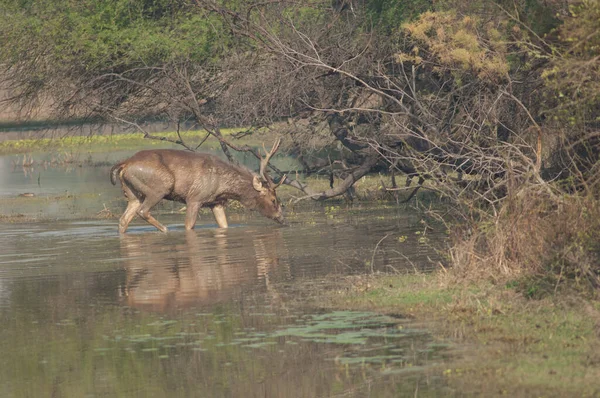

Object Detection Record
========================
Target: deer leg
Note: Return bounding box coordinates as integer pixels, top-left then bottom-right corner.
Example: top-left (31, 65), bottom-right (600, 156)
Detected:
top-left (212, 205), bottom-right (228, 228)
top-left (140, 213), bottom-right (167, 233)
top-left (137, 196), bottom-right (168, 233)
top-left (185, 202), bottom-right (200, 230)
top-left (119, 199), bottom-right (141, 234)
top-left (119, 182), bottom-right (142, 234)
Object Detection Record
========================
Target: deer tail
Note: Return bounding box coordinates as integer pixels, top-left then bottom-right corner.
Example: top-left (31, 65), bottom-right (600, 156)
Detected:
top-left (110, 162), bottom-right (125, 186)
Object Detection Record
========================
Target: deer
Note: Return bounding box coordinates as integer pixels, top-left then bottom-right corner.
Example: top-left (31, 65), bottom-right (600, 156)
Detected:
top-left (110, 138), bottom-right (286, 234)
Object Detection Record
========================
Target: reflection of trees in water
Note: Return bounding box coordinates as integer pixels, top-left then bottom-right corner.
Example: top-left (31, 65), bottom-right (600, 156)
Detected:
top-left (281, 217), bottom-right (441, 278)
top-left (0, 211), bottom-right (440, 322)
top-left (120, 228), bottom-right (289, 312)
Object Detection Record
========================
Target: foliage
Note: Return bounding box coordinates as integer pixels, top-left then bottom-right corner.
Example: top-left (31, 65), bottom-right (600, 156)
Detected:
top-left (542, 0), bottom-right (600, 128)
top-left (365, 0), bottom-right (433, 32)
top-left (401, 11), bottom-right (510, 82)
top-left (448, 187), bottom-right (600, 289)
top-left (0, 0), bottom-right (230, 121)
top-left (1, 0), bottom-right (224, 67)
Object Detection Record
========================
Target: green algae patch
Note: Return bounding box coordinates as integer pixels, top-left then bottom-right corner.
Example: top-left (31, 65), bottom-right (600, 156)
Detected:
top-left (271, 311), bottom-right (408, 345)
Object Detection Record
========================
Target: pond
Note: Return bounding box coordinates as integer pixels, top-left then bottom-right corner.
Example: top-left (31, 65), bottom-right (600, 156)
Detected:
top-left (0, 149), bottom-right (455, 397)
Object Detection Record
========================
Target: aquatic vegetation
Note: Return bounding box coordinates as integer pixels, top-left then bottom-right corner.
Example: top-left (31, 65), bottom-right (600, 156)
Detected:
top-left (69, 310), bottom-right (444, 372)
top-left (270, 311), bottom-right (431, 350)
top-left (0, 301), bottom-right (449, 397)
top-left (321, 273), bottom-right (600, 396)
top-left (0, 128), bottom-right (246, 155)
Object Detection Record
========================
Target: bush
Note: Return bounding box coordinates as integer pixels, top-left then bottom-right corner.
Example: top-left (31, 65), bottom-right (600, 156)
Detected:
top-left (449, 186), bottom-right (600, 292)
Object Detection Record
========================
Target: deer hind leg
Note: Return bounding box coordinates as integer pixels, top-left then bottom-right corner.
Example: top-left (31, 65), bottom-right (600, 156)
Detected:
top-left (123, 173), bottom-right (170, 233)
top-left (119, 200), bottom-right (141, 234)
top-left (212, 204), bottom-right (228, 228)
top-left (119, 182), bottom-right (142, 234)
top-left (137, 195), bottom-right (168, 233)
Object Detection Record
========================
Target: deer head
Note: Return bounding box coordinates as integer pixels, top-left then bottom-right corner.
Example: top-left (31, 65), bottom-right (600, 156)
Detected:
top-left (252, 138), bottom-right (286, 223)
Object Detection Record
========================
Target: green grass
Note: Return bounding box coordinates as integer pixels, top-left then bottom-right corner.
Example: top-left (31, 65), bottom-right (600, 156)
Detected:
top-left (0, 128), bottom-right (246, 155)
top-left (316, 272), bottom-right (600, 397)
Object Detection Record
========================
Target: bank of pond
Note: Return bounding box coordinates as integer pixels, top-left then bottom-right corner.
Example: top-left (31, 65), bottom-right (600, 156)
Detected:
top-left (0, 145), bottom-right (598, 397)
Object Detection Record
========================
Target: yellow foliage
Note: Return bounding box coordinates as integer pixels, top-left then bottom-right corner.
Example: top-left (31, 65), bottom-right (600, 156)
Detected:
top-left (396, 52), bottom-right (423, 64)
top-left (488, 27), bottom-right (501, 41)
top-left (452, 29), bottom-right (479, 51)
top-left (436, 27), bottom-right (446, 41)
top-left (400, 11), bottom-right (510, 83)
top-left (448, 48), bottom-right (472, 68)
top-left (404, 11), bottom-right (436, 42)
top-left (461, 15), bottom-right (474, 28)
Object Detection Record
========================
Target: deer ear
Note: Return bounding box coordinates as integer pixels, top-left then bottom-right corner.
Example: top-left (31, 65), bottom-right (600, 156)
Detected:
top-left (252, 175), bottom-right (267, 193)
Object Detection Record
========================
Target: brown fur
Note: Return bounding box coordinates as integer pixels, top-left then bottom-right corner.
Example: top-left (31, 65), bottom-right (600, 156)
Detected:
top-left (110, 149), bottom-right (284, 233)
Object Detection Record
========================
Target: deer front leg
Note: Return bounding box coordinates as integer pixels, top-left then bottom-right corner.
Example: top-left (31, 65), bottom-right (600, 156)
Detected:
top-left (185, 202), bottom-right (200, 230)
top-left (212, 205), bottom-right (228, 228)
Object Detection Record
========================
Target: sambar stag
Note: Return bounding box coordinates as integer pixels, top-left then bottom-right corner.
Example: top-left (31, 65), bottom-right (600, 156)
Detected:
top-left (110, 139), bottom-right (285, 233)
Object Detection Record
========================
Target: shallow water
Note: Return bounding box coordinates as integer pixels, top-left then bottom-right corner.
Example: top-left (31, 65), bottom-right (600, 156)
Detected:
top-left (0, 147), bottom-right (301, 219)
top-left (0, 151), bottom-right (455, 397)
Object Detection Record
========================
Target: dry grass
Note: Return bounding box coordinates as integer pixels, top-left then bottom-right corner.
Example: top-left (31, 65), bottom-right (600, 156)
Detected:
top-left (95, 204), bottom-right (117, 220)
top-left (447, 185), bottom-right (600, 292)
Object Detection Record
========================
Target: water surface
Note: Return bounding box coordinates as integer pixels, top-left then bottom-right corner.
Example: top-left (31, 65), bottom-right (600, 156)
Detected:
top-left (0, 151), bottom-right (455, 397)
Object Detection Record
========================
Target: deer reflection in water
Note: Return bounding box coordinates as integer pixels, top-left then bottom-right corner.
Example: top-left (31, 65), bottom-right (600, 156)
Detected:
top-left (119, 229), bottom-right (288, 312)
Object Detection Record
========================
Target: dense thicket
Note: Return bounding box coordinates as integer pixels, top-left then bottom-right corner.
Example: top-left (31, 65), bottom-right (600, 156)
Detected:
top-left (1, 0), bottom-right (599, 288)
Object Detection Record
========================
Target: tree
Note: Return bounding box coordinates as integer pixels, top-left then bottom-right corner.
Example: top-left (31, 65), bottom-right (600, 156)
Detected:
top-left (3, 0), bottom-right (600, 284)
top-left (1, 0), bottom-right (595, 204)
top-left (1, 0), bottom-right (242, 154)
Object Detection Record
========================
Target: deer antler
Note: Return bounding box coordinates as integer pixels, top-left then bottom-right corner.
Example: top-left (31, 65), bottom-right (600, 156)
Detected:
top-left (273, 174), bottom-right (287, 189)
top-left (259, 137), bottom-right (281, 183)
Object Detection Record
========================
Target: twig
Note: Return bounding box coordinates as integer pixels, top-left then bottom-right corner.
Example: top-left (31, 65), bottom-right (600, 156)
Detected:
top-left (370, 234), bottom-right (391, 274)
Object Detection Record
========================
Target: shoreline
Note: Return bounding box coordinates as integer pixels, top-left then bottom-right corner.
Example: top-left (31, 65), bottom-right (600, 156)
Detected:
top-left (2, 134), bottom-right (599, 396)
top-left (307, 272), bottom-right (600, 397)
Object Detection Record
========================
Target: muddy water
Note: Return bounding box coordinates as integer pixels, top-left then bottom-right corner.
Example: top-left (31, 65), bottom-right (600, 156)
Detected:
top-left (0, 152), bottom-right (455, 397)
